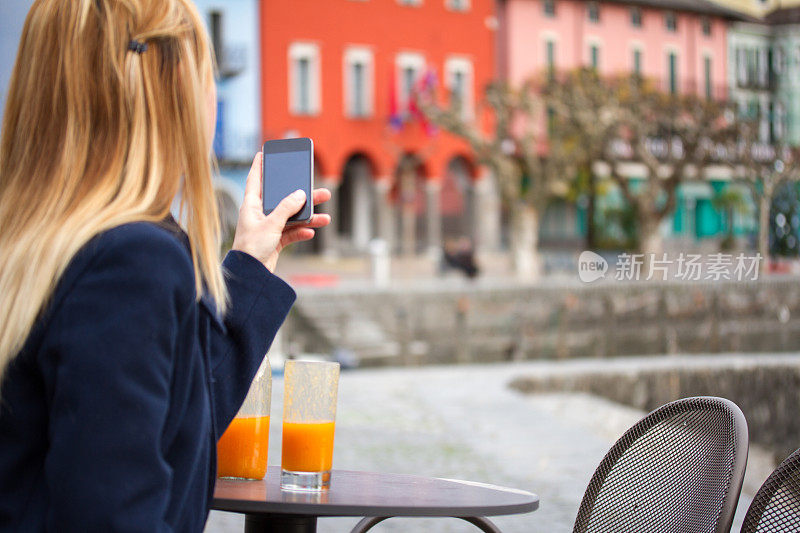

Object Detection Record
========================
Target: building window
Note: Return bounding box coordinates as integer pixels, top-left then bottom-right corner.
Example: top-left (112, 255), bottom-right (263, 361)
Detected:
top-left (446, 0), bottom-right (470, 11)
top-left (796, 46), bottom-right (800, 77)
top-left (774, 46), bottom-right (786, 74)
top-left (543, 0), bottom-right (556, 17)
top-left (736, 48), bottom-right (747, 86)
top-left (758, 48), bottom-right (768, 87)
top-left (760, 101), bottom-right (770, 141)
top-left (590, 44), bottom-right (600, 69)
top-left (667, 51), bottom-right (678, 94)
top-left (402, 68), bottom-right (416, 108)
top-left (352, 63), bottom-right (365, 113)
top-left (396, 52), bottom-right (425, 115)
top-left (344, 47), bottom-right (373, 118)
top-left (747, 99), bottom-right (758, 119)
top-left (445, 56), bottom-right (474, 119)
top-left (296, 58), bottom-right (311, 111)
top-left (587, 2), bottom-right (600, 23)
top-left (747, 48), bottom-right (758, 86)
top-left (209, 11), bottom-right (223, 64)
top-left (702, 17), bottom-right (712, 36)
top-left (633, 48), bottom-right (642, 76)
top-left (773, 102), bottom-right (786, 141)
top-left (704, 56), bottom-right (712, 100)
top-left (665, 12), bottom-right (677, 32)
top-left (289, 42), bottom-right (320, 115)
top-left (768, 101), bottom-right (776, 141)
top-left (631, 7), bottom-right (642, 28)
top-left (546, 40), bottom-right (556, 79)
top-left (208, 10), bottom-right (246, 79)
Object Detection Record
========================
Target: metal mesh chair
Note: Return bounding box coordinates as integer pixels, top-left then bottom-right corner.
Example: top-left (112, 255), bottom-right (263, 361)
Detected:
top-left (573, 397), bottom-right (748, 533)
top-left (740, 448), bottom-right (800, 532)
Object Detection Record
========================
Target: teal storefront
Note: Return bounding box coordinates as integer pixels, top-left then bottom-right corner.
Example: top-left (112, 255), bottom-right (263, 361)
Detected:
top-left (673, 181), bottom-right (755, 240)
top-left (538, 178), bottom-right (757, 246)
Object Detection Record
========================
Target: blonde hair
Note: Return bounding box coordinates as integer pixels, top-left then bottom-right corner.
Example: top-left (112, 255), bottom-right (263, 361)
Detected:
top-left (0, 0), bottom-right (227, 385)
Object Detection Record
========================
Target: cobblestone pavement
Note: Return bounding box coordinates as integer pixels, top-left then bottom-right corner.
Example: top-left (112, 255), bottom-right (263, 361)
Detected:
top-left (206, 359), bottom-right (777, 533)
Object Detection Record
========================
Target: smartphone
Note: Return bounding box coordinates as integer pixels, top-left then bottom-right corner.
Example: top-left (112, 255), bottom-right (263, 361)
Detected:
top-left (261, 137), bottom-right (314, 224)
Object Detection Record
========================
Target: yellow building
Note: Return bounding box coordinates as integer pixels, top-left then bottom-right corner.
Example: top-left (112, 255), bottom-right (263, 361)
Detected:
top-left (710, 0), bottom-right (800, 18)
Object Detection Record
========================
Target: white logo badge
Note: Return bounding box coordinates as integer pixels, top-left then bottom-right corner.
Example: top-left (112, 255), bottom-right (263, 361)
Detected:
top-left (578, 251), bottom-right (608, 283)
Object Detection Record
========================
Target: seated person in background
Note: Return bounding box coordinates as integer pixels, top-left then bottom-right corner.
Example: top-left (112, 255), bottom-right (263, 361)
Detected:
top-left (442, 237), bottom-right (480, 279)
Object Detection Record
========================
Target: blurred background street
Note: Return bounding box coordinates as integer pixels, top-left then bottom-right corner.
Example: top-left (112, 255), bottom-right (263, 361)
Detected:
top-left (5, 0), bottom-right (800, 531)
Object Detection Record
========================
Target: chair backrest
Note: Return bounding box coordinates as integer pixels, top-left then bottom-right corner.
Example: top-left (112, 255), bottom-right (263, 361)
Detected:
top-left (573, 396), bottom-right (749, 533)
top-left (740, 448), bottom-right (800, 533)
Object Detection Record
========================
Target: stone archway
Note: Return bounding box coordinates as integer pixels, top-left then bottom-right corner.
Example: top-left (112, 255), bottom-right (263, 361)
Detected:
top-left (441, 155), bottom-right (476, 243)
top-left (337, 153), bottom-right (378, 254)
top-left (393, 153), bottom-right (428, 255)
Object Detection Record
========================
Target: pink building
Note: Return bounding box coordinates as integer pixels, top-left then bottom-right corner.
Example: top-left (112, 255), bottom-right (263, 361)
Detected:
top-left (500, 0), bottom-right (741, 98)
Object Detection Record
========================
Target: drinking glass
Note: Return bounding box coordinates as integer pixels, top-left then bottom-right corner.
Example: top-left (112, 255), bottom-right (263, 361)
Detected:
top-left (280, 360), bottom-right (340, 491)
top-left (216, 355), bottom-right (272, 480)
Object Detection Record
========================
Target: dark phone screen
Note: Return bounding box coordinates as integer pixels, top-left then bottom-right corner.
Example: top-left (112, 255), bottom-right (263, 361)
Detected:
top-left (263, 150), bottom-right (311, 218)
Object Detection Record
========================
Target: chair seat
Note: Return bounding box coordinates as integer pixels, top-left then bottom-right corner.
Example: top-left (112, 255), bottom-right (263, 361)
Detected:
top-left (574, 396), bottom-right (748, 533)
top-left (741, 448), bottom-right (800, 533)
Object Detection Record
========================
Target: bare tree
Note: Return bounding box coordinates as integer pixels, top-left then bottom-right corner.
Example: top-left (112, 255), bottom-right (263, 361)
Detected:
top-left (549, 72), bottom-right (735, 257)
top-left (734, 115), bottom-right (800, 272)
top-left (381, 135), bottom-right (439, 256)
top-left (418, 81), bottom-right (573, 278)
top-left (545, 69), bottom-right (621, 249)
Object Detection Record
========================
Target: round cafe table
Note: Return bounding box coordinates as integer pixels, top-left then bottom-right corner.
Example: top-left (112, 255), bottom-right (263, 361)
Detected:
top-left (212, 466), bottom-right (539, 533)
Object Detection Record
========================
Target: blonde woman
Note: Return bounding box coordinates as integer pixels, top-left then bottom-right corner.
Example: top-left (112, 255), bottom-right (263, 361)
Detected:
top-left (0, 0), bottom-right (331, 530)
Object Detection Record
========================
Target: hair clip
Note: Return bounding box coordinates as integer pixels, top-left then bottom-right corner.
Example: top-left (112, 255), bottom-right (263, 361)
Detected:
top-left (128, 40), bottom-right (148, 54)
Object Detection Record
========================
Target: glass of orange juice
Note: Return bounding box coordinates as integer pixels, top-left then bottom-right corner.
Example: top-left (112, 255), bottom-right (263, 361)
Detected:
top-left (217, 356), bottom-right (272, 480)
top-left (280, 360), bottom-right (340, 491)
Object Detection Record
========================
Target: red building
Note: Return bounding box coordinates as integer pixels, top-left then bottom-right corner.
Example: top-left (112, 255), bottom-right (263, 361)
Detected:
top-left (259, 0), bottom-right (499, 255)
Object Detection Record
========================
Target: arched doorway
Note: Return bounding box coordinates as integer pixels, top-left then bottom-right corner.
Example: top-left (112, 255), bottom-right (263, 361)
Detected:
top-left (392, 153), bottom-right (428, 255)
top-left (338, 153), bottom-right (377, 253)
top-left (441, 155), bottom-right (476, 243)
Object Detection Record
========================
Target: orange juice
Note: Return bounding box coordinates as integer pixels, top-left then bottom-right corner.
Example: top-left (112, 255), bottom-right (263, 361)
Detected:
top-left (281, 421), bottom-right (336, 472)
top-left (216, 416), bottom-right (270, 479)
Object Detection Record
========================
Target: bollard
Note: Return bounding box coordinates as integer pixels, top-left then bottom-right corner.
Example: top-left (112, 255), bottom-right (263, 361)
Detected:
top-left (369, 238), bottom-right (390, 288)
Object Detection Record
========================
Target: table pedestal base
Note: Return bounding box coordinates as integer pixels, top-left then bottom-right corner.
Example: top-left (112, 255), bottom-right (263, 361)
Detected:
top-left (245, 513), bottom-right (317, 533)
top-left (350, 515), bottom-right (502, 533)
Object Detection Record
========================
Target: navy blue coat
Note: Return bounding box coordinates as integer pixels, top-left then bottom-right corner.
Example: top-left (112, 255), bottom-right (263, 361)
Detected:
top-left (0, 220), bottom-right (296, 532)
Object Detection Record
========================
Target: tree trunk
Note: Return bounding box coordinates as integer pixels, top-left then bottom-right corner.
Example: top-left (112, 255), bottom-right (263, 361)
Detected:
top-left (510, 203), bottom-right (541, 280)
top-left (759, 195), bottom-right (770, 274)
top-left (400, 169), bottom-right (416, 256)
top-left (719, 206), bottom-right (736, 251)
top-left (585, 167), bottom-right (597, 249)
top-left (638, 216), bottom-right (664, 258)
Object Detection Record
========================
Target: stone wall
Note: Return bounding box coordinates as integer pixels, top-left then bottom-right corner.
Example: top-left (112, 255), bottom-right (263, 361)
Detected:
top-left (289, 278), bottom-right (800, 366)
top-left (509, 355), bottom-right (800, 461)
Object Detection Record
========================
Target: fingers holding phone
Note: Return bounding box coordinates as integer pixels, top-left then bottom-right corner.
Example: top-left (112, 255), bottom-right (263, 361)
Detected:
top-left (231, 139), bottom-right (331, 272)
top-left (264, 187), bottom-right (332, 233)
top-left (302, 189), bottom-right (333, 228)
top-left (272, 188), bottom-right (333, 243)
top-left (271, 189), bottom-right (307, 223)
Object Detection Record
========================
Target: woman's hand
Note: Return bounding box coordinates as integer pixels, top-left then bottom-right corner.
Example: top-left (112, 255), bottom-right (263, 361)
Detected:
top-left (232, 152), bottom-right (332, 272)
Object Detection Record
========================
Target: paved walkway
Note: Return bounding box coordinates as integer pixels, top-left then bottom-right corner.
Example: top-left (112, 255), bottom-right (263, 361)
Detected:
top-left (206, 359), bottom-right (778, 532)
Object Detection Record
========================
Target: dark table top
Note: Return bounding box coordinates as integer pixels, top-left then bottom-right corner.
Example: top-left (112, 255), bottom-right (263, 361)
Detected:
top-left (212, 467), bottom-right (539, 518)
